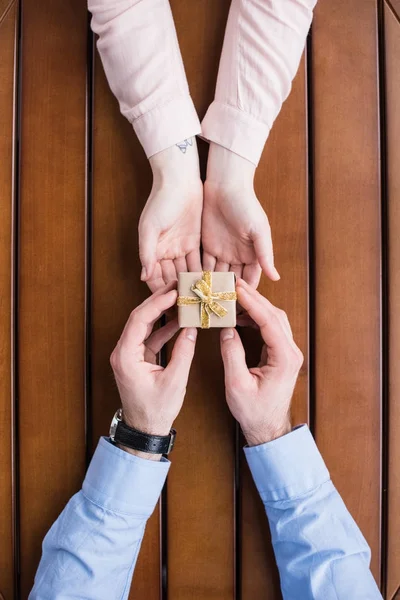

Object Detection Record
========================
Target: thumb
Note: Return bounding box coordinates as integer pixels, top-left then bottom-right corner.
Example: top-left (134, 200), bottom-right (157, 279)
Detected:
top-left (220, 328), bottom-right (250, 384)
top-left (139, 224), bottom-right (158, 281)
top-left (253, 231), bottom-right (280, 281)
top-left (165, 328), bottom-right (197, 384)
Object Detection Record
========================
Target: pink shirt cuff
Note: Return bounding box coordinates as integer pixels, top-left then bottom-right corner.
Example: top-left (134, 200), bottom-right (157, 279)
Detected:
top-left (201, 101), bottom-right (271, 166)
top-left (132, 95), bottom-right (201, 158)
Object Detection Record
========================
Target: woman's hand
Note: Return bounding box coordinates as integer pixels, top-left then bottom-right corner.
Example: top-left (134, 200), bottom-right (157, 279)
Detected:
top-left (110, 282), bottom-right (197, 458)
top-left (203, 144), bottom-right (280, 288)
top-left (139, 139), bottom-right (203, 292)
top-left (220, 279), bottom-right (303, 445)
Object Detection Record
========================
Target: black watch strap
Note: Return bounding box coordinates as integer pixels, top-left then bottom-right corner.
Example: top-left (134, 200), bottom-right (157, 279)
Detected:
top-left (110, 409), bottom-right (176, 455)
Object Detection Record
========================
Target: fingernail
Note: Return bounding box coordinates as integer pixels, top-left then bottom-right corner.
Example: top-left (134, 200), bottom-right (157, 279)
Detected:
top-left (186, 327), bottom-right (197, 341)
top-left (272, 267), bottom-right (280, 281)
top-left (221, 328), bottom-right (234, 341)
top-left (141, 267), bottom-right (147, 281)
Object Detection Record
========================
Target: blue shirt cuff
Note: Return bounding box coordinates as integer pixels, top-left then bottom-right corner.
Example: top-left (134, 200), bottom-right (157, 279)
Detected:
top-left (82, 437), bottom-right (170, 517)
top-left (244, 425), bottom-right (330, 503)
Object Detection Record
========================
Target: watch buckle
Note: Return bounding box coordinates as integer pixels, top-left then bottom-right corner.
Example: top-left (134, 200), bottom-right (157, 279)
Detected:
top-left (167, 429), bottom-right (177, 454)
top-left (109, 408), bottom-right (123, 442)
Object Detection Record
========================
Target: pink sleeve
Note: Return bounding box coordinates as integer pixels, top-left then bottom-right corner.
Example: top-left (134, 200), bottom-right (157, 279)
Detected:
top-left (89, 0), bottom-right (201, 158)
top-left (201, 0), bottom-right (317, 166)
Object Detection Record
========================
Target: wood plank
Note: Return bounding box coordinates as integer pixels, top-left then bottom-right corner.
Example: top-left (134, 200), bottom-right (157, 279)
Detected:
top-left (312, 0), bottom-right (381, 583)
top-left (18, 1), bottom-right (87, 595)
top-left (90, 50), bottom-right (162, 597)
top-left (387, 0), bottom-right (400, 21)
top-left (166, 2), bottom-right (236, 598)
top-left (0, 1), bottom-right (17, 598)
top-left (384, 3), bottom-right (400, 597)
top-left (240, 55), bottom-right (309, 600)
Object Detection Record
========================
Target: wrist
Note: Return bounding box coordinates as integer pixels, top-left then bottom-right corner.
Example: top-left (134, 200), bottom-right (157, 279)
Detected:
top-left (122, 413), bottom-right (172, 438)
top-left (242, 420), bottom-right (292, 447)
top-left (206, 143), bottom-right (255, 186)
top-left (149, 137), bottom-right (200, 185)
top-left (117, 444), bottom-right (162, 461)
top-left (116, 412), bottom-right (174, 461)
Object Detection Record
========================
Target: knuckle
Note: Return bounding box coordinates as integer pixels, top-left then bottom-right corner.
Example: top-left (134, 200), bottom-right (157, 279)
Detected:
top-left (110, 343), bottom-right (132, 376)
top-left (110, 348), bottom-right (120, 371)
top-left (276, 308), bottom-right (287, 321)
top-left (268, 310), bottom-right (280, 324)
top-left (228, 375), bottom-right (247, 395)
top-left (129, 307), bottom-right (139, 321)
top-left (280, 346), bottom-right (303, 373)
top-left (294, 347), bottom-right (304, 368)
top-left (168, 375), bottom-right (186, 395)
top-left (285, 346), bottom-right (304, 373)
top-left (176, 346), bottom-right (195, 363)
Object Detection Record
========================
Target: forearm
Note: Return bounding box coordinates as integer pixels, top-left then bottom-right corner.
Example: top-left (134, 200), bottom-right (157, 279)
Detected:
top-left (202, 0), bottom-right (316, 165)
top-left (30, 438), bottom-right (169, 600)
top-left (245, 426), bottom-right (382, 599)
top-left (88, 0), bottom-right (201, 157)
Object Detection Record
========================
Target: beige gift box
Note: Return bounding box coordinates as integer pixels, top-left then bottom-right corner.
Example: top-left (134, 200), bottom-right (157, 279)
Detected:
top-left (177, 271), bottom-right (237, 329)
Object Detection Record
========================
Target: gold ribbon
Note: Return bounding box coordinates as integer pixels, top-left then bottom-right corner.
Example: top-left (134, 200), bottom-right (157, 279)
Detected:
top-left (177, 271), bottom-right (237, 329)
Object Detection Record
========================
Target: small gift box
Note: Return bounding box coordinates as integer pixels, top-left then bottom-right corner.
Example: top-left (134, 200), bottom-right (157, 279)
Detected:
top-left (177, 271), bottom-right (237, 329)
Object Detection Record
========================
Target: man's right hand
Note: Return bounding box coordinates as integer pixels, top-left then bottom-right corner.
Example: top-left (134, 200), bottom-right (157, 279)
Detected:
top-left (220, 279), bottom-right (303, 446)
top-left (110, 282), bottom-right (197, 458)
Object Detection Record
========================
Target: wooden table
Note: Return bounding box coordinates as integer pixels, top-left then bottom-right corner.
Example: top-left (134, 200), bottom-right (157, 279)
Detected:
top-left (1, 0), bottom-right (399, 598)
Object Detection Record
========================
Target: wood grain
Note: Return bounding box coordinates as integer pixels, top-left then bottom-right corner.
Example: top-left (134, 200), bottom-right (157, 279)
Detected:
top-left (18, 1), bottom-right (87, 595)
top-left (167, 2), bottom-right (236, 598)
top-left (387, 0), bottom-right (400, 21)
top-left (240, 55), bottom-right (309, 600)
top-left (384, 3), bottom-right (400, 597)
top-left (90, 50), bottom-right (162, 598)
top-left (312, 0), bottom-right (382, 582)
top-left (393, 587), bottom-right (400, 600)
top-left (0, 1), bottom-right (17, 598)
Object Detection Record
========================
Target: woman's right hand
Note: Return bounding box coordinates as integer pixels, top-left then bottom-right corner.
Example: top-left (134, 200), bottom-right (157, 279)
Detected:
top-left (139, 138), bottom-right (203, 292)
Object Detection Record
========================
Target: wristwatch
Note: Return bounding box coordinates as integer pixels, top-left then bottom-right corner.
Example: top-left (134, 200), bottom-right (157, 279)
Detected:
top-left (109, 409), bottom-right (176, 455)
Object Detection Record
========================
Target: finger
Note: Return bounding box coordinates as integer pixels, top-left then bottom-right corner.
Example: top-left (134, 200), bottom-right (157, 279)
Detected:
top-left (122, 280), bottom-right (176, 337)
top-left (202, 251), bottom-right (216, 272)
top-left (243, 263), bottom-right (262, 289)
top-left (237, 279), bottom-right (294, 344)
top-left (236, 314), bottom-right (259, 330)
top-left (141, 280), bottom-right (177, 306)
top-left (145, 318), bottom-right (180, 356)
top-left (236, 279), bottom-right (291, 358)
top-left (165, 327), bottom-right (197, 383)
top-left (253, 230), bottom-right (280, 282)
top-left (220, 328), bottom-right (252, 385)
top-left (120, 289), bottom-right (178, 348)
top-left (117, 282), bottom-right (177, 354)
top-left (139, 224), bottom-right (159, 281)
top-left (280, 311), bottom-right (293, 339)
top-left (174, 256), bottom-right (187, 276)
top-left (186, 248), bottom-right (202, 272)
top-left (230, 264), bottom-right (243, 281)
top-left (147, 262), bottom-right (166, 293)
top-left (161, 259), bottom-right (178, 285)
top-left (215, 260), bottom-right (229, 272)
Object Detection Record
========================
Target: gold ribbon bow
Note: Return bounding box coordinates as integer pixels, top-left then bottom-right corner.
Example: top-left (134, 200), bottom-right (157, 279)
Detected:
top-left (177, 271), bottom-right (237, 329)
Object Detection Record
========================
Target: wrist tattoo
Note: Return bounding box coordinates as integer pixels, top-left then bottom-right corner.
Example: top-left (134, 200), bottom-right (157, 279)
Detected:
top-left (176, 138), bottom-right (193, 154)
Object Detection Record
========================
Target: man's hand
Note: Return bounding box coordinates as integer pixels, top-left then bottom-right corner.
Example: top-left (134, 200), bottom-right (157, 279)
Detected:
top-left (220, 279), bottom-right (303, 445)
top-left (110, 283), bottom-right (197, 459)
top-left (203, 144), bottom-right (280, 288)
top-left (139, 139), bottom-right (203, 292)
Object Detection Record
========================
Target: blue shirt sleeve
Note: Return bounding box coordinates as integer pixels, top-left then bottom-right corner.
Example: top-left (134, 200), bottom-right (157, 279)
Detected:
top-left (29, 437), bottom-right (170, 600)
top-left (244, 425), bottom-right (383, 600)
